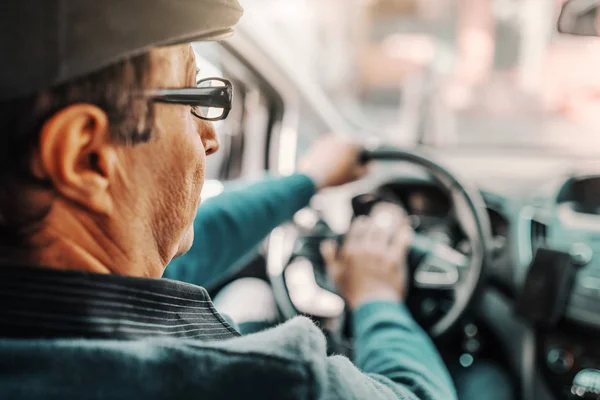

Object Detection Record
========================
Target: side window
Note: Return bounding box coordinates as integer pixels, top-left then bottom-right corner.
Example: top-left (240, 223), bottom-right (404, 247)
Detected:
top-left (296, 104), bottom-right (328, 159)
top-left (193, 42), bottom-right (275, 181)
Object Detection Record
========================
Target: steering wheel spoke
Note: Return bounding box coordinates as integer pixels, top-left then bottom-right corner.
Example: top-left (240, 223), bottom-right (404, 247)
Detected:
top-left (413, 242), bottom-right (469, 289)
top-left (284, 257), bottom-right (345, 319)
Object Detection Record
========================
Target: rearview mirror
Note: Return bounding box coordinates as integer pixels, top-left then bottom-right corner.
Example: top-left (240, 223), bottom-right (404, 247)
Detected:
top-left (558, 0), bottom-right (600, 36)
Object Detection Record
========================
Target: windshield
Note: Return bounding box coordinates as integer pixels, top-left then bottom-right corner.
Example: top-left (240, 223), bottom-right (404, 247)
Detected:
top-left (240, 0), bottom-right (600, 153)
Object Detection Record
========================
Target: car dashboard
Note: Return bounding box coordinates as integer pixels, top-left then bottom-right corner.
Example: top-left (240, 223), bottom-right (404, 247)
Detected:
top-left (309, 149), bottom-right (600, 399)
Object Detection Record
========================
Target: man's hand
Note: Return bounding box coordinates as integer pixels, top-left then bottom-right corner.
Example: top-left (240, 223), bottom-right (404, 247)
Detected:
top-left (299, 136), bottom-right (368, 190)
top-left (321, 203), bottom-right (413, 310)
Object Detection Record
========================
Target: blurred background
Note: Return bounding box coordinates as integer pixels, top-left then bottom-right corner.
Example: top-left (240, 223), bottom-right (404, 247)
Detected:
top-left (236, 0), bottom-right (600, 153)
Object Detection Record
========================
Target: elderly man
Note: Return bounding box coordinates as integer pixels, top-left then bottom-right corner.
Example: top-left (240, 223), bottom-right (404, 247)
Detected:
top-left (0, 1), bottom-right (456, 399)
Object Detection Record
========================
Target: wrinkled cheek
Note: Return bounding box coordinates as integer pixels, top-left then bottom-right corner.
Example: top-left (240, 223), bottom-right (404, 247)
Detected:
top-left (176, 123), bottom-right (207, 232)
top-left (193, 160), bottom-right (205, 202)
top-left (154, 151), bottom-right (199, 257)
top-left (178, 143), bottom-right (205, 230)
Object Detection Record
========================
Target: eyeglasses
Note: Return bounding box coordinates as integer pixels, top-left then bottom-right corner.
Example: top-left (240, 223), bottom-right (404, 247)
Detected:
top-left (145, 77), bottom-right (233, 121)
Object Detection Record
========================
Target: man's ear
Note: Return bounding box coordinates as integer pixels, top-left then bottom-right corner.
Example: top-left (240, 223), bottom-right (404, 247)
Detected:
top-left (33, 104), bottom-right (118, 215)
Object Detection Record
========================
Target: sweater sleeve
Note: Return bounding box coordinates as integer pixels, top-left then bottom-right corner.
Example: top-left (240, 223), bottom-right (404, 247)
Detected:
top-left (349, 301), bottom-right (457, 400)
top-left (163, 174), bottom-right (316, 289)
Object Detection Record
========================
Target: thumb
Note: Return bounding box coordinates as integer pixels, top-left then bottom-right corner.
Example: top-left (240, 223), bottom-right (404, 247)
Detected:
top-left (353, 163), bottom-right (370, 180)
top-left (320, 239), bottom-right (338, 265)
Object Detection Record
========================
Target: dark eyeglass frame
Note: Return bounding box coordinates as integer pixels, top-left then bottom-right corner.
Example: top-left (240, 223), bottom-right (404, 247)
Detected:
top-left (145, 77), bottom-right (233, 121)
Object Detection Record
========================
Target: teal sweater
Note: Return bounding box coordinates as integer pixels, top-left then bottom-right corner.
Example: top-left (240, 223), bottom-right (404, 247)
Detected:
top-left (164, 174), bottom-right (457, 399)
top-left (0, 174), bottom-right (456, 399)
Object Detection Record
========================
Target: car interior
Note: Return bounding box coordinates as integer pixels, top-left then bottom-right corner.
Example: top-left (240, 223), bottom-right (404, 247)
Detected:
top-left (194, 1), bottom-right (600, 399)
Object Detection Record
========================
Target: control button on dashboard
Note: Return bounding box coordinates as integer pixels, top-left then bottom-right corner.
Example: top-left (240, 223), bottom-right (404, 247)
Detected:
top-left (546, 347), bottom-right (575, 375)
top-left (420, 297), bottom-right (438, 318)
top-left (464, 323), bottom-right (478, 338)
top-left (570, 243), bottom-right (594, 267)
top-left (464, 338), bottom-right (481, 353)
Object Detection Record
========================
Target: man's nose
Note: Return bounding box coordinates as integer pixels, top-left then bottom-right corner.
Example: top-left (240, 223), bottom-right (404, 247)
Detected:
top-left (202, 123), bottom-right (220, 155)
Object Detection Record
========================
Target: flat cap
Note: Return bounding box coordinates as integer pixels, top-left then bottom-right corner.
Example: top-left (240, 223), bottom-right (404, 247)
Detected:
top-left (0, 0), bottom-right (243, 100)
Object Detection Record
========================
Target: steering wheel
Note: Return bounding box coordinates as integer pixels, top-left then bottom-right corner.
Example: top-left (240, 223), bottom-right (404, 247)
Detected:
top-left (266, 148), bottom-right (492, 338)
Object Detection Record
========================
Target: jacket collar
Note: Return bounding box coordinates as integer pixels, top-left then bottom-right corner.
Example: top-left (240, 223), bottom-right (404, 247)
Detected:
top-left (0, 265), bottom-right (239, 340)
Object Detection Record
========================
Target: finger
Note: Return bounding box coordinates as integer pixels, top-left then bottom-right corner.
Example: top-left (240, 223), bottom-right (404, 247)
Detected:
top-left (365, 212), bottom-right (396, 248)
top-left (363, 219), bottom-right (387, 247)
top-left (345, 216), bottom-right (369, 246)
top-left (388, 224), bottom-right (414, 262)
top-left (371, 202), bottom-right (406, 226)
